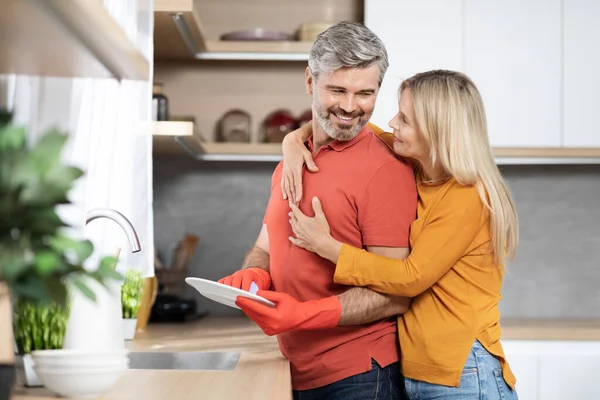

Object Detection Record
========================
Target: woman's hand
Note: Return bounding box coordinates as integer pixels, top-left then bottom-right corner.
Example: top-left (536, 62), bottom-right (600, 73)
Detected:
top-left (288, 197), bottom-right (343, 263)
top-left (281, 123), bottom-right (319, 204)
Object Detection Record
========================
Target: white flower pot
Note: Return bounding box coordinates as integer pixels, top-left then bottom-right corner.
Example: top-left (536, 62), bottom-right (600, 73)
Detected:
top-left (15, 354), bottom-right (42, 387)
top-left (64, 277), bottom-right (125, 351)
top-left (122, 318), bottom-right (137, 340)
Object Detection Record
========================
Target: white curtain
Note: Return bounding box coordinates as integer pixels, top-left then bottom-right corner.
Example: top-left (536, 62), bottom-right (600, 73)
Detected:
top-left (1, 0), bottom-right (155, 277)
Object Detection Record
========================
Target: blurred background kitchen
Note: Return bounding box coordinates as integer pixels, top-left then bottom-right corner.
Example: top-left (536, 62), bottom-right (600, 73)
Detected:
top-left (151, 0), bottom-right (600, 321)
top-left (2, 0), bottom-right (598, 321)
top-left (2, 1), bottom-right (599, 399)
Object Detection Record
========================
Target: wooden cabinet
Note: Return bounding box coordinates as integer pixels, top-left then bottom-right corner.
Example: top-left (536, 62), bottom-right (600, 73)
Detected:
top-left (464, 0), bottom-right (562, 148)
top-left (365, 0), bottom-right (463, 130)
top-left (563, 0), bottom-right (600, 147)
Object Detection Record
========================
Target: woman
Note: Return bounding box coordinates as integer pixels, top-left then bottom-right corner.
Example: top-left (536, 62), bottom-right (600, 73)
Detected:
top-left (281, 70), bottom-right (520, 399)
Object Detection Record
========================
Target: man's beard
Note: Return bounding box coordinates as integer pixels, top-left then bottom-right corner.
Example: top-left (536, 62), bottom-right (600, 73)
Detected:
top-left (312, 101), bottom-right (369, 141)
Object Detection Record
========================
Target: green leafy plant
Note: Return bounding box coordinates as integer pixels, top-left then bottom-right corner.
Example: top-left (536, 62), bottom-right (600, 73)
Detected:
top-left (0, 112), bottom-right (121, 307)
top-left (12, 298), bottom-right (69, 354)
top-left (121, 269), bottom-right (143, 319)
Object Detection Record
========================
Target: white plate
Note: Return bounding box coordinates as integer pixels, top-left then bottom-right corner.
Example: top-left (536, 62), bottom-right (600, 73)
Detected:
top-left (185, 277), bottom-right (276, 310)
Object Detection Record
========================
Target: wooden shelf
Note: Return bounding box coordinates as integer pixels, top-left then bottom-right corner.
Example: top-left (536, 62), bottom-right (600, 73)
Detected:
top-left (151, 121), bottom-right (195, 136)
top-left (151, 120), bottom-right (196, 155)
top-left (198, 41), bottom-right (313, 61)
top-left (154, 0), bottom-right (206, 60)
top-left (154, 137), bottom-right (284, 161)
top-left (201, 142), bottom-right (282, 157)
top-left (154, 0), bottom-right (312, 61)
top-left (152, 122), bottom-right (600, 163)
top-left (0, 0), bottom-right (149, 80)
top-left (152, 121), bottom-right (283, 160)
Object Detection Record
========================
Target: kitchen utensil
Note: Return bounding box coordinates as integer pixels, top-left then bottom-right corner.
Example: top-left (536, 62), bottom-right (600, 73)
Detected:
top-left (152, 83), bottom-right (169, 121)
top-left (171, 234), bottom-right (199, 271)
top-left (149, 294), bottom-right (197, 323)
top-left (217, 109), bottom-right (252, 142)
top-left (135, 276), bottom-right (158, 333)
top-left (185, 277), bottom-right (276, 310)
top-left (220, 28), bottom-right (294, 41)
top-left (154, 248), bottom-right (164, 270)
top-left (262, 109), bottom-right (298, 143)
top-left (155, 269), bottom-right (188, 294)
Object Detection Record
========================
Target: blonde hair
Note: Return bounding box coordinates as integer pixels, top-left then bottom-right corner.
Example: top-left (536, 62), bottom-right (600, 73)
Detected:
top-left (400, 70), bottom-right (518, 265)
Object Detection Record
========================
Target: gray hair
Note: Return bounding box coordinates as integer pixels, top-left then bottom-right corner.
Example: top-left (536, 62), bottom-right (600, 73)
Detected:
top-left (308, 21), bottom-right (389, 86)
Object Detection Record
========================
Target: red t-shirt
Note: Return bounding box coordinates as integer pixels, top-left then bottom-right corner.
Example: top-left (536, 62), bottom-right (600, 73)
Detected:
top-left (263, 126), bottom-right (417, 390)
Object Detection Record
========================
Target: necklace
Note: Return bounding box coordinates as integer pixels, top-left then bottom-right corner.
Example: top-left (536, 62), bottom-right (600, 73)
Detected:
top-left (419, 174), bottom-right (451, 185)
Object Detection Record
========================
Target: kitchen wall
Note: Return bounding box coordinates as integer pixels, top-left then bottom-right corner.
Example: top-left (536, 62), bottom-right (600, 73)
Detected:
top-left (154, 158), bottom-right (600, 318)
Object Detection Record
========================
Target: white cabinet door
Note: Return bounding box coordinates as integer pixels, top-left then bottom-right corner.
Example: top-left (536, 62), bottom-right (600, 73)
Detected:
top-left (364, 0), bottom-right (463, 130)
top-left (539, 353), bottom-right (600, 399)
top-left (506, 354), bottom-right (540, 400)
top-left (464, 0), bottom-right (562, 147)
top-left (503, 340), bottom-right (540, 400)
top-left (563, 0), bottom-right (600, 147)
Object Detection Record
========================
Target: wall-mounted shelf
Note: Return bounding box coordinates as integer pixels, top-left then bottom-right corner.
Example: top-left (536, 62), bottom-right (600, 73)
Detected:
top-left (176, 141), bottom-right (284, 161)
top-left (0, 0), bottom-right (149, 80)
top-left (152, 121), bottom-right (283, 160)
top-left (154, 0), bottom-right (312, 61)
top-left (154, 0), bottom-right (206, 60)
top-left (196, 41), bottom-right (312, 61)
top-left (152, 121), bottom-right (600, 164)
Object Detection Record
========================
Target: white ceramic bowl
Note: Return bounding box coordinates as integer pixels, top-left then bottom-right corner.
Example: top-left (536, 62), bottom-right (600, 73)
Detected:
top-left (34, 357), bottom-right (129, 369)
top-left (31, 349), bottom-right (129, 360)
top-left (31, 349), bottom-right (128, 365)
top-left (34, 366), bottom-right (127, 398)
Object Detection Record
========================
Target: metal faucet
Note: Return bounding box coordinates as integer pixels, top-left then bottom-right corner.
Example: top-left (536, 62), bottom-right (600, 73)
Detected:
top-left (85, 208), bottom-right (142, 253)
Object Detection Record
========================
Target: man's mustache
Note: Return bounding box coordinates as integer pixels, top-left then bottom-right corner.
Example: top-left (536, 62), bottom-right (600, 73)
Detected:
top-left (327, 107), bottom-right (364, 120)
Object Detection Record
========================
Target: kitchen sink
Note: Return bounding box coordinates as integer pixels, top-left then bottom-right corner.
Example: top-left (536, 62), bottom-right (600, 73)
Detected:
top-left (128, 351), bottom-right (240, 371)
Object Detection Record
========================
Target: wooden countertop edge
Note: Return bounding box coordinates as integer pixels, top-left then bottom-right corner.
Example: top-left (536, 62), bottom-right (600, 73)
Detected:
top-left (501, 318), bottom-right (600, 341)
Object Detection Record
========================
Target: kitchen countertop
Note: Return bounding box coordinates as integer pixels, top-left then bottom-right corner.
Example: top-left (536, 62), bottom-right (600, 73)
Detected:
top-left (11, 316), bottom-right (600, 399)
top-left (501, 317), bottom-right (600, 341)
top-left (12, 316), bottom-right (292, 400)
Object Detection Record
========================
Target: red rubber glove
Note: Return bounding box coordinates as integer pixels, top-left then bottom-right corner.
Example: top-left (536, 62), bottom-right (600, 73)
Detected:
top-left (235, 290), bottom-right (342, 336)
top-left (218, 268), bottom-right (271, 292)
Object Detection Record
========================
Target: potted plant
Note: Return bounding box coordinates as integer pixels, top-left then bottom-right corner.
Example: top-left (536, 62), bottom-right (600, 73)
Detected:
top-left (12, 298), bottom-right (69, 387)
top-left (0, 113), bottom-right (121, 400)
top-left (121, 269), bottom-right (143, 340)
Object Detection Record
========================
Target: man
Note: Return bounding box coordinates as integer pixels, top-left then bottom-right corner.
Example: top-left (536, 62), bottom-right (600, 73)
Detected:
top-left (218, 21), bottom-right (417, 400)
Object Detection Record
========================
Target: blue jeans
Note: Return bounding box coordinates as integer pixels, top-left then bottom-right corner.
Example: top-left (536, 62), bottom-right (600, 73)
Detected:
top-left (405, 340), bottom-right (519, 399)
top-left (293, 360), bottom-right (409, 400)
